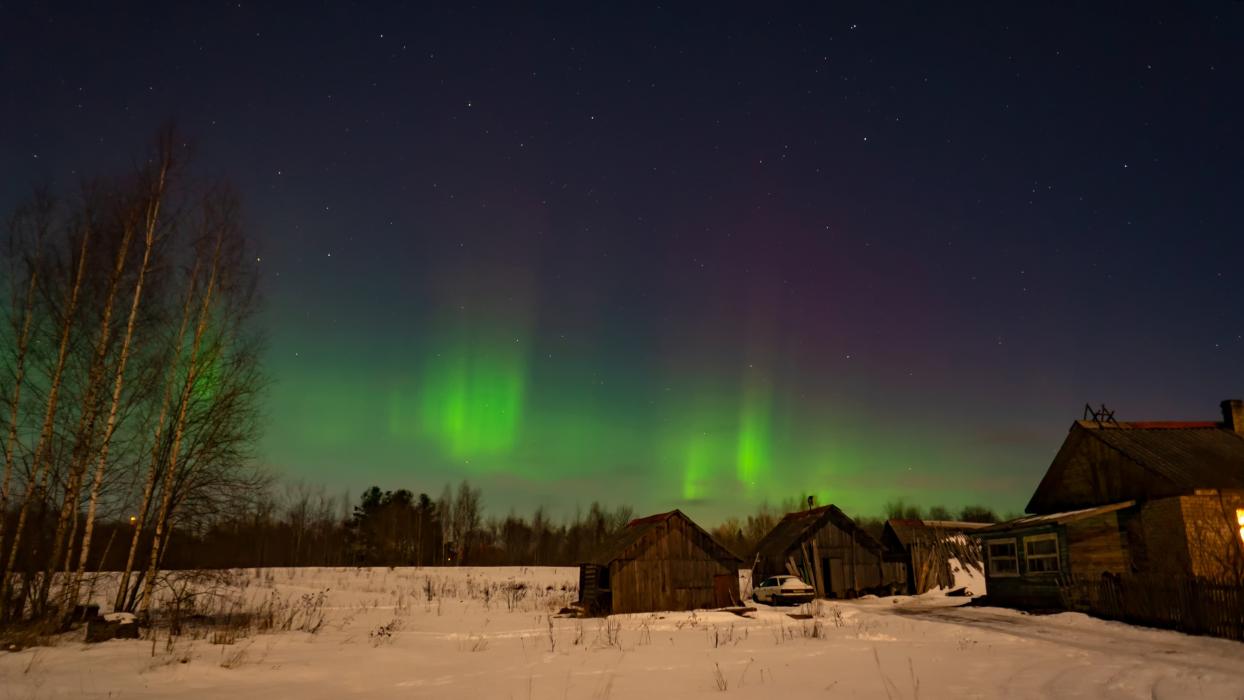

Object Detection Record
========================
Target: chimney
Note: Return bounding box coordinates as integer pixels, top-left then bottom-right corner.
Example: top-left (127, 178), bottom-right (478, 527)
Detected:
top-left (1221, 399), bottom-right (1244, 433)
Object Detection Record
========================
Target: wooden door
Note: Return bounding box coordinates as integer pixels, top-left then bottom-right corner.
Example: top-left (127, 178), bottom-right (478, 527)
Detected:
top-left (829, 559), bottom-right (845, 597)
top-left (713, 573), bottom-right (734, 607)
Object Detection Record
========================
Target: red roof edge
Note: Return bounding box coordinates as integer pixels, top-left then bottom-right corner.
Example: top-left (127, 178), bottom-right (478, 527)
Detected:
top-left (1078, 419), bottom-right (1223, 430)
top-left (1120, 421), bottom-right (1221, 429)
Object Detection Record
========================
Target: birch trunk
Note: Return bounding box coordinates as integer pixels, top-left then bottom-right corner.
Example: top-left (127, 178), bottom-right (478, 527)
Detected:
top-left (114, 258), bottom-right (200, 612)
top-left (0, 223), bottom-right (91, 620)
top-left (69, 152), bottom-right (169, 607)
top-left (0, 227), bottom-right (42, 559)
top-left (37, 211), bottom-right (137, 615)
top-left (137, 230), bottom-right (223, 616)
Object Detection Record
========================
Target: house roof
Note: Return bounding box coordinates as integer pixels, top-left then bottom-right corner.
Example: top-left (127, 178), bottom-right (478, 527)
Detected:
top-left (1079, 421), bottom-right (1244, 489)
top-left (974, 501), bottom-right (1136, 535)
top-left (583, 509), bottom-right (742, 566)
top-left (752, 504), bottom-right (883, 561)
top-left (883, 519), bottom-right (992, 548)
top-left (1027, 419), bottom-right (1244, 512)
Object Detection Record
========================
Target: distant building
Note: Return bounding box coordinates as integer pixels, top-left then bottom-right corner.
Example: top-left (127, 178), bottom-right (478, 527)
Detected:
top-left (577, 510), bottom-right (742, 615)
top-left (977, 399), bottom-right (1244, 610)
top-left (752, 504), bottom-right (905, 598)
top-left (881, 519), bottom-right (990, 594)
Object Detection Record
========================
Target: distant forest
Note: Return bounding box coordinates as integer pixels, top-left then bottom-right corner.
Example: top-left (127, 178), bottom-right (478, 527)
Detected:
top-left (47, 479), bottom-right (1003, 571)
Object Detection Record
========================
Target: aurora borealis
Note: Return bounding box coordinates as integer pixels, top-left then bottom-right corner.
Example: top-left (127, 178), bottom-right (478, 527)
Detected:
top-left (4, 3), bottom-right (1243, 523)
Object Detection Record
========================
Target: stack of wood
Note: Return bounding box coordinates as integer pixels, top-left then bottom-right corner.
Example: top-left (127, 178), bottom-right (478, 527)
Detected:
top-left (784, 537), bottom-right (826, 596)
top-left (910, 531), bottom-right (983, 592)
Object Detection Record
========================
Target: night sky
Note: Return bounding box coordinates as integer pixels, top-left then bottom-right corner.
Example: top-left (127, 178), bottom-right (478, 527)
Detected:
top-left (3, 3), bottom-right (1242, 522)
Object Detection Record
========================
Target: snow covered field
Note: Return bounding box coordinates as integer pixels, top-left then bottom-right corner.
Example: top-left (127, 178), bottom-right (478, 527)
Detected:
top-left (3, 566), bottom-right (1243, 699)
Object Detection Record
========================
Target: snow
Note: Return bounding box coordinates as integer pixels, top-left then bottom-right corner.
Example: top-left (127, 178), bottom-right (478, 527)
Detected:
top-left (3, 566), bottom-right (1243, 698)
top-left (945, 555), bottom-right (985, 596)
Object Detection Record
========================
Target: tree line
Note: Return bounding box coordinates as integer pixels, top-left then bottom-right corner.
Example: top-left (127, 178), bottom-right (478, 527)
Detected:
top-left (60, 480), bottom-right (998, 573)
top-left (138, 480), bottom-right (639, 569)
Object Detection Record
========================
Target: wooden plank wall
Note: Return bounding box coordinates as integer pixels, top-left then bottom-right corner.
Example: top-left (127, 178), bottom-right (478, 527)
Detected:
top-left (609, 518), bottom-right (739, 614)
top-left (1038, 429), bottom-right (1174, 511)
top-left (1065, 511), bottom-right (1128, 578)
top-left (808, 520), bottom-right (890, 596)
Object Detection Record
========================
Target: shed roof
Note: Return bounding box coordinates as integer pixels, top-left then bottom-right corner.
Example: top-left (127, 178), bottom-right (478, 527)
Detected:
top-left (753, 504), bottom-right (883, 560)
top-left (584, 509), bottom-right (742, 566)
top-left (884, 519), bottom-right (992, 548)
top-left (974, 501), bottom-right (1136, 535)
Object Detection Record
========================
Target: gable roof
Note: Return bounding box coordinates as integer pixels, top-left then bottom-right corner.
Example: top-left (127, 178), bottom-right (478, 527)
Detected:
top-left (1027, 419), bottom-right (1244, 513)
top-left (975, 501), bottom-right (1136, 535)
top-left (753, 504), bottom-right (883, 560)
top-left (584, 509), bottom-right (741, 566)
top-left (883, 519), bottom-right (992, 549)
top-left (1084, 422), bottom-right (1244, 487)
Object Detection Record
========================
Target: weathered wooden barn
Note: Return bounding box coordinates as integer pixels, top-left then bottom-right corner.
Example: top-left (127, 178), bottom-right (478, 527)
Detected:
top-left (577, 510), bottom-right (742, 615)
top-left (881, 519), bottom-right (989, 594)
top-left (978, 400), bottom-right (1244, 612)
top-left (752, 505), bottom-right (905, 598)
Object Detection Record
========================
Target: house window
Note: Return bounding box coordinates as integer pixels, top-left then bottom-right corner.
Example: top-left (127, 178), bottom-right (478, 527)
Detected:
top-left (1237, 508), bottom-right (1244, 545)
top-left (986, 539), bottom-right (1018, 577)
top-left (1023, 533), bottom-right (1060, 574)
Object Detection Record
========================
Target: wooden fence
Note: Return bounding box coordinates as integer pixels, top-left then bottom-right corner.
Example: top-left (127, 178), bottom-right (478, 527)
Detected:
top-left (1060, 574), bottom-right (1244, 641)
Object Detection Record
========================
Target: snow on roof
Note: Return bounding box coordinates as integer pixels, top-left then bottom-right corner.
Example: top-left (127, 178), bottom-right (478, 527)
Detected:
top-left (974, 500), bottom-right (1136, 534)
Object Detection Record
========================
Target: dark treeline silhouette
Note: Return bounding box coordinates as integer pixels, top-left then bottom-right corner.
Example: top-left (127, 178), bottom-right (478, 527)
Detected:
top-left (9, 479), bottom-right (633, 570)
top-left (14, 485), bottom-right (1003, 572)
top-left (2, 474), bottom-right (1007, 575)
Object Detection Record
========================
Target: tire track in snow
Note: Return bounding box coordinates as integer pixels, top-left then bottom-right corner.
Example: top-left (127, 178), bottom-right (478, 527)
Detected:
top-left (885, 604), bottom-right (1244, 686)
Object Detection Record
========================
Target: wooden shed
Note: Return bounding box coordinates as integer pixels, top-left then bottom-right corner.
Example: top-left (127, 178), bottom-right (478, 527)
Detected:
top-left (577, 510), bottom-right (742, 615)
top-left (881, 519), bottom-right (989, 594)
top-left (752, 505), bottom-right (905, 598)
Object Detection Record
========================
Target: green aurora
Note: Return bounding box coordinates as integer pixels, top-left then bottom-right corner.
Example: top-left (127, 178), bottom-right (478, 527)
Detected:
top-left (262, 318), bottom-right (1038, 523)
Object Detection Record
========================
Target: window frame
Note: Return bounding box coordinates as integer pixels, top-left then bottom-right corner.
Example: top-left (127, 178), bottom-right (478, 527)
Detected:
top-left (1022, 532), bottom-right (1061, 575)
top-left (985, 538), bottom-right (1019, 578)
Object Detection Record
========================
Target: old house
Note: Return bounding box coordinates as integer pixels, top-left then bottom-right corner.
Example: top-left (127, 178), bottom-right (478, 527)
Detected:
top-left (752, 504), bottom-right (905, 598)
top-left (978, 399), bottom-right (1244, 612)
top-left (975, 501), bottom-right (1137, 608)
top-left (577, 510), bottom-right (742, 615)
top-left (881, 519), bottom-right (989, 594)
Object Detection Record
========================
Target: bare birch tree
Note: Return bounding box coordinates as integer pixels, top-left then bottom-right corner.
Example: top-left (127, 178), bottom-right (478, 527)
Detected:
top-left (1, 129), bottom-right (267, 626)
top-left (67, 138), bottom-right (174, 607)
top-left (0, 211), bottom-right (92, 621)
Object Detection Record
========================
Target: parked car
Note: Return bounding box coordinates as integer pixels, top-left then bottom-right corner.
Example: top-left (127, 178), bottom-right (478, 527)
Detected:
top-left (751, 575), bottom-right (816, 605)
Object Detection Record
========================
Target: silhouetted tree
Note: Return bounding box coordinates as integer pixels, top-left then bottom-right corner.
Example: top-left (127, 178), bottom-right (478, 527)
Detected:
top-left (958, 505), bottom-right (998, 523)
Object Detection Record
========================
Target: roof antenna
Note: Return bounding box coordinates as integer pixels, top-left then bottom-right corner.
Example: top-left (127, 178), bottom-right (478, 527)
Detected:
top-left (1083, 403), bottom-right (1117, 424)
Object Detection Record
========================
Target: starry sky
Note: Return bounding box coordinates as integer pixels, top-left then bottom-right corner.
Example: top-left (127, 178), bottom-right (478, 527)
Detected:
top-left (3, 3), bottom-right (1242, 522)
